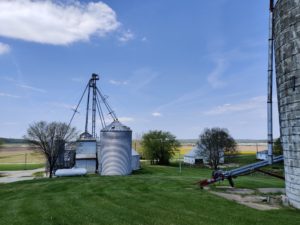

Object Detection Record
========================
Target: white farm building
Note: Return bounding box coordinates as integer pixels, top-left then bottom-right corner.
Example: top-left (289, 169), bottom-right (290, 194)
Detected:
top-left (183, 145), bottom-right (224, 165)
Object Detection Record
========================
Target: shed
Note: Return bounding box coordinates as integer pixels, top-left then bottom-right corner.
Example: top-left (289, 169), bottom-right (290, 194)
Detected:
top-left (256, 150), bottom-right (268, 160)
top-left (75, 132), bottom-right (97, 173)
top-left (183, 147), bottom-right (203, 165)
top-left (184, 145), bottom-right (224, 165)
top-left (131, 148), bottom-right (140, 171)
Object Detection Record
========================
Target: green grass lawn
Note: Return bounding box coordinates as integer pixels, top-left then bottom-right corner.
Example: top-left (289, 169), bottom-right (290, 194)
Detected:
top-left (0, 163), bottom-right (298, 225)
top-left (0, 163), bottom-right (44, 171)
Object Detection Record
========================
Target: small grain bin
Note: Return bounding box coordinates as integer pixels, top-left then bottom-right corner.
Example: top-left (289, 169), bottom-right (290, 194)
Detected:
top-left (99, 121), bottom-right (132, 175)
top-left (75, 132), bottom-right (97, 173)
top-left (131, 149), bottom-right (140, 171)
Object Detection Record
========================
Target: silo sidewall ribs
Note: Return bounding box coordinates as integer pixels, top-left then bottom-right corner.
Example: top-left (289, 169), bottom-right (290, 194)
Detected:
top-left (100, 130), bottom-right (132, 176)
top-left (274, 0), bottom-right (300, 209)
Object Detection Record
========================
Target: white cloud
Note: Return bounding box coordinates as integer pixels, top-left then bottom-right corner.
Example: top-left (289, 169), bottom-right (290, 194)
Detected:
top-left (141, 37), bottom-right (147, 42)
top-left (0, 92), bottom-right (20, 98)
top-left (204, 96), bottom-right (265, 115)
top-left (118, 30), bottom-right (134, 42)
top-left (207, 58), bottom-right (227, 88)
top-left (109, 79), bottom-right (128, 85)
top-left (0, 42), bottom-right (10, 55)
top-left (17, 84), bottom-right (46, 93)
top-left (0, 0), bottom-right (120, 45)
top-left (129, 68), bottom-right (159, 92)
top-left (152, 112), bottom-right (162, 117)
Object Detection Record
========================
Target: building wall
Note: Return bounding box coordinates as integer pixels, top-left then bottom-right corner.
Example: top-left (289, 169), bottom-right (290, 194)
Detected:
top-left (75, 159), bottom-right (96, 173)
top-left (274, 0), bottom-right (300, 209)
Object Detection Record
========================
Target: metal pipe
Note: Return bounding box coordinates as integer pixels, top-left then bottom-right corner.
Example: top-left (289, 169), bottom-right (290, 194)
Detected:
top-left (85, 82), bottom-right (91, 133)
top-left (65, 82), bottom-right (89, 138)
top-left (267, 0), bottom-right (274, 164)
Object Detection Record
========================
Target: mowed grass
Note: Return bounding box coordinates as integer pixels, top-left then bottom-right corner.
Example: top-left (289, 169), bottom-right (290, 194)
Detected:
top-left (0, 163), bottom-right (298, 225)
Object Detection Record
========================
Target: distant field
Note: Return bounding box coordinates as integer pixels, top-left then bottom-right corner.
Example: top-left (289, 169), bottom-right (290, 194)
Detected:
top-left (178, 144), bottom-right (267, 156)
top-left (237, 144), bottom-right (267, 154)
top-left (0, 144), bottom-right (45, 164)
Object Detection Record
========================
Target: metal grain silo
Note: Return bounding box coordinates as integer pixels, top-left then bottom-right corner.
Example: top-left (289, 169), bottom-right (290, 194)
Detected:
top-left (99, 121), bottom-right (132, 175)
top-left (274, 0), bottom-right (300, 209)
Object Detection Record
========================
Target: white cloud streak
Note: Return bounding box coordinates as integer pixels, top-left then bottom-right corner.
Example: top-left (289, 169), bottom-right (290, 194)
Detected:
top-left (0, 92), bottom-right (20, 98)
top-left (207, 58), bottom-right (227, 88)
top-left (204, 96), bottom-right (266, 115)
top-left (0, 42), bottom-right (10, 55)
top-left (17, 84), bottom-right (46, 93)
top-left (109, 79), bottom-right (128, 85)
top-left (0, 0), bottom-right (120, 45)
top-left (152, 112), bottom-right (162, 117)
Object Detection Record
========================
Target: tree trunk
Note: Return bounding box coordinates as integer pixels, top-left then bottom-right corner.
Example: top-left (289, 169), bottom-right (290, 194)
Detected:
top-left (49, 165), bottom-right (53, 178)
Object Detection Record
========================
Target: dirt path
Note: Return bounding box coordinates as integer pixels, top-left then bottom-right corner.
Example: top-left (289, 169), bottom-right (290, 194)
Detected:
top-left (0, 168), bottom-right (45, 183)
top-left (211, 191), bottom-right (281, 210)
top-left (208, 187), bottom-right (284, 211)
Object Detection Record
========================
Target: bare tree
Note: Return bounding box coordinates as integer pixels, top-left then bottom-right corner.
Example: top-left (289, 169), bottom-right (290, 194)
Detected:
top-left (197, 128), bottom-right (237, 170)
top-left (24, 121), bottom-right (77, 178)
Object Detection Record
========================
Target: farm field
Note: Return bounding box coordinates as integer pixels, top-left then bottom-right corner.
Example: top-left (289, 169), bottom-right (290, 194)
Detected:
top-left (0, 162), bottom-right (298, 225)
top-left (0, 144), bottom-right (45, 164)
top-left (178, 143), bottom-right (267, 156)
top-left (0, 144), bottom-right (45, 171)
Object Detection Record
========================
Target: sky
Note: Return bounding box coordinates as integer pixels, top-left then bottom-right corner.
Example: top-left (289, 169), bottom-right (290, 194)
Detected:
top-left (0, 0), bottom-right (280, 140)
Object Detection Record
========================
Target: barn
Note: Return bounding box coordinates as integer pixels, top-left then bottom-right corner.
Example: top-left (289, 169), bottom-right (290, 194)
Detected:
top-left (183, 145), bottom-right (224, 165)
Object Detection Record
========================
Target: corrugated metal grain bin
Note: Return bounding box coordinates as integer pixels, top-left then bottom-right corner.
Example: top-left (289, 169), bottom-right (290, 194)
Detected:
top-left (131, 148), bottom-right (140, 171)
top-left (99, 121), bottom-right (132, 175)
top-left (75, 132), bottom-right (97, 173)
top-left (274, 0), bottom-right (300, 209)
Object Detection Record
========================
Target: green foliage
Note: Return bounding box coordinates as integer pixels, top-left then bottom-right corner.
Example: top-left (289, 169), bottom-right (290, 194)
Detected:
top-left (274, 138), bottom-right (283, 155)
top-left (198, 127), bottom-right (237, 170)
top-left (141, 130), bottom-right (180, 165)
top-left (0, 139), bottom-right (3, 148)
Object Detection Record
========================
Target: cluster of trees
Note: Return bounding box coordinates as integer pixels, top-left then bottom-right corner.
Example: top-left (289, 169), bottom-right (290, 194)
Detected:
top-left (141, 130), bottom-right (180, 165)
top-left (139, 127), bottom-right (237, 169)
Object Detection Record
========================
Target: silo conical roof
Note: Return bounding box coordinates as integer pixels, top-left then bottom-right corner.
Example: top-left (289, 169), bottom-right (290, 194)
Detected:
top-left (101, 120), bottom-right (131, 132)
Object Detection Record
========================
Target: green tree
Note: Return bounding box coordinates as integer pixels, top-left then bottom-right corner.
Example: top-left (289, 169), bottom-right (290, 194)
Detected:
top-left (141, 130), bottom-right (180, 165)
top-left (24, 121), bottom-right (77, 178)
top-left (197, 127), bottom-right (237, 170)
top-left (0, 139), bottom-right (3, 148)
top-left (274, 138), bottom-right (283, 155)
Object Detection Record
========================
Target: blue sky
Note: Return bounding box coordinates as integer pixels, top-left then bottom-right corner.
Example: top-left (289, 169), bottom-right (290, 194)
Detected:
top-left (0, 0), bottom-right (279, 140)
